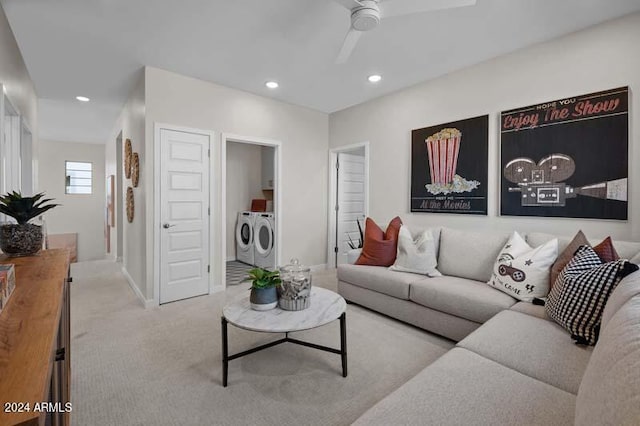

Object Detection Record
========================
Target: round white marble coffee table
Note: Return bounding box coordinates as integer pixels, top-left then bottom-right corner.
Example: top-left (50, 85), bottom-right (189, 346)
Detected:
top-left (221, 287), bottom-right (347, 387)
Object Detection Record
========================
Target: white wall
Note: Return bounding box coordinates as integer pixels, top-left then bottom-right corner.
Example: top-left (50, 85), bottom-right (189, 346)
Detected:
top-left (105, 71), bottom-right (146, 300)
top-left (0, 5), bottom-right (38, 190)
top-left (145, 66), bottom-right (328, 300)
top-left (225, 141), bottom-right (263, 260)
top-left (329, 13), bottom-right (640, 242)
top-left (39, 140), bottom-right (106, 261)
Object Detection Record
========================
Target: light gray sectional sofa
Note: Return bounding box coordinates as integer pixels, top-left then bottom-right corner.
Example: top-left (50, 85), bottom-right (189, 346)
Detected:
top-left (338, 227), bottom-right (640, 425)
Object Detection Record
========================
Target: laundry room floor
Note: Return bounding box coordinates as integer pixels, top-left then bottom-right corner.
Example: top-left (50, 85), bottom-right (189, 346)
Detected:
top-left (226, 260), bottom-right (253, 286)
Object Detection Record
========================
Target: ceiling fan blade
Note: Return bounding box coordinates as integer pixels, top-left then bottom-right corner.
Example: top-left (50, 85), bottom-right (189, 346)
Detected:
top-left (335, 29), bottom-right (362, 64)
top-left (332, 0), bottom-right (362, 10)
top-left (380, 0), bottom-right (476, 18)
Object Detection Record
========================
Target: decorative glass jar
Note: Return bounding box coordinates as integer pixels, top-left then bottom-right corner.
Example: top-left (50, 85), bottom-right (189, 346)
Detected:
top-left (278, 259), bottom-right (312, 311)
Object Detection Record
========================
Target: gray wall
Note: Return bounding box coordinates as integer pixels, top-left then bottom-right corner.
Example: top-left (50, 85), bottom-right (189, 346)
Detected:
top-left (39, 140), bottom-right (106, 261)
top-left (105, 72), bottom-right (146, 298)
top-left (329, 13), bottom-right (640, 242)
top-left (121, 66), bottom-right (329, 303)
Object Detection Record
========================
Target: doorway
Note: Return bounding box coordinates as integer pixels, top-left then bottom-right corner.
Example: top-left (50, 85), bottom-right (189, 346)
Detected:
top-left (328, 142), bottom-right (370, 268)
top-left (222, 134), bottom-right (281, 288)
top-left (157, 126), bottom-right (213, 304)
top-left (20, 119), bottom-right (33, 196)
top-left (1, 91), bottom-right (21, 194)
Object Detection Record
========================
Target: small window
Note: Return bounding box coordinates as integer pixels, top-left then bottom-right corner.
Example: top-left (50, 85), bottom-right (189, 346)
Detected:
top-left (65, 161), bottom-right (92, 194)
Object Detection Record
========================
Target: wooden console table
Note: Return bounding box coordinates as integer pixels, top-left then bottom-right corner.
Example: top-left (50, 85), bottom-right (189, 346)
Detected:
top-left (0, 249), bottom-right (71, 426)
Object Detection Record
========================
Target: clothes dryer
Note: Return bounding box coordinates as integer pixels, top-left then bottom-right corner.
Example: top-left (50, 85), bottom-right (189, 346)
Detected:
top-left (253, 212), bottom-right (276, 269)
top-left (236, 211), bottom-right (256, 265)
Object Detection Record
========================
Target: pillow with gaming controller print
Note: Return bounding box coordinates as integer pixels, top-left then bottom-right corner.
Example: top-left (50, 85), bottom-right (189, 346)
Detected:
top-left (487, 231), bottom-right (558, 302)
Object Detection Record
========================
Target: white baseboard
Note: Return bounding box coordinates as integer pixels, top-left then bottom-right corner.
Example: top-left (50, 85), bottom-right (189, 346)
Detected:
top-left (226, 256), bottom-right (236, 262)
top-left (121, 266), bottom-right (154, 308)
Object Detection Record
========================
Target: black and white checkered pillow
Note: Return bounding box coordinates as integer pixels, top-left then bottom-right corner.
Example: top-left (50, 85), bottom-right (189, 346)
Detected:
top-left (545, 245), bottom-right (638, 345)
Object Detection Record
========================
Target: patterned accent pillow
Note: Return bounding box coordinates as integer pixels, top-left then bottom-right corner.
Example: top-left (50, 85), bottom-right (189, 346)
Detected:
top-left (487, 231), bottom-right (558, 302)
top-left (549, 230), bottom-right (589, 290)
top-left (545, 245), bottom-right (638, 345)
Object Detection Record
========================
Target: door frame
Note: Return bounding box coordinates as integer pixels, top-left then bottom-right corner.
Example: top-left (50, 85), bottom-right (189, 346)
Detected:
top-left (327, 141), bottom-right (370, 268)
top-left (221, 133), bottom-right (282, 289)
top-left (153, 123), bottom-right (217, 306)
top-left (115, 131), bottom-right (124, 261)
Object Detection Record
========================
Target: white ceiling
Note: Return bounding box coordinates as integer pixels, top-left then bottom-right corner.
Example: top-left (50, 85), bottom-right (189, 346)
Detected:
top-left (2, 0), bottom-right (640, 144)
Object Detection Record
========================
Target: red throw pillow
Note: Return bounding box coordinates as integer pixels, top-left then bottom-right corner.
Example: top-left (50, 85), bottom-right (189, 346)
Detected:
top-left (592, 236), bottom-right (619, 262)
top-left (356, 217), bottom-right (402, 267)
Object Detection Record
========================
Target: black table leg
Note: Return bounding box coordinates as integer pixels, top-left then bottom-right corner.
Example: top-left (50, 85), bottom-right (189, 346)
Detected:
top-left (340, 312), bottom-right (347, 377)
top-left (221, 316), bottom-right (228, 387)
top-left (221, 311), bottom-right (348, 387)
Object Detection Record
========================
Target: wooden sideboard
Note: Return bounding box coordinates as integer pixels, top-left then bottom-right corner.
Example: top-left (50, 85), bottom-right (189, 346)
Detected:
top-left (0, 249), bottom-right (71, 426)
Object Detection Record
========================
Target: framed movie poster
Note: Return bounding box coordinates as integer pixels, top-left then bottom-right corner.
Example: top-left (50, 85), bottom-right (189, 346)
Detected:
top-left (411, 115), bottom-right (488, 214)
top-left (500, 87), bottom-right (628, 220)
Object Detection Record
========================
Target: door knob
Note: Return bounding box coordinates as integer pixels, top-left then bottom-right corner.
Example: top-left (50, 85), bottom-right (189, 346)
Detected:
top-left (163, 223), bottom-right (175, 229)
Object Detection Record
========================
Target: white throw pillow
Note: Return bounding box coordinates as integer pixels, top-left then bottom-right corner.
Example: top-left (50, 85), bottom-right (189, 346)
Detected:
top-left (390, 226), bottom-right (441, 277)
top-left (487, 231), bottom-right (558, 302)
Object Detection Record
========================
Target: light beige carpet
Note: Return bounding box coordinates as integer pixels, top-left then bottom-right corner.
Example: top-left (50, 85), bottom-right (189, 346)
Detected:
top-left (70, 260), bottom-right (453, 426)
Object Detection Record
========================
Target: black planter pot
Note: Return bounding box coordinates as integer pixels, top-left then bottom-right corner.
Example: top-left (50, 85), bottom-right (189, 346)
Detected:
top-left (249, 287), bottom-right (278, 311)
top-left (0, 223), bottom-right (43, 257)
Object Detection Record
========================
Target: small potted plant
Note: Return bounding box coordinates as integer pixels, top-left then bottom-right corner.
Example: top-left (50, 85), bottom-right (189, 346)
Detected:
top-left (0, 191), bottom-right (59, 257)
top-left (243, 268), bottom-right (281, 311)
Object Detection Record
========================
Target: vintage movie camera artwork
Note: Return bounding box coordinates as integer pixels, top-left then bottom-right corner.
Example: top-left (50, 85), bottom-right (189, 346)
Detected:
top-left (504, 153), bottom-right (628, 207)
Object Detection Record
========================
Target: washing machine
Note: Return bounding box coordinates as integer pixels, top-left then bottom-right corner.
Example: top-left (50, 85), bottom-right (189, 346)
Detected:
top-left (253, 212), bottom-right (276, 269)
top-left (236, 211), bottom-right (256, 265)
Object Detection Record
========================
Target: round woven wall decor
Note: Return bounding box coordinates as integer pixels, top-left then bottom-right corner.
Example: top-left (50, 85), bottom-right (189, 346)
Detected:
top-left (132, 153), bottom-right (140, 187)
top-left (124, 139), bottom-right (132, 179)
top-left (126, 187), bottom-right (134, 223)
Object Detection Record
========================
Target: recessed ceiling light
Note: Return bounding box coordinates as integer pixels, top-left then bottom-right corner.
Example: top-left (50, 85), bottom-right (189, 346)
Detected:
top-left (76, 96), bottom-right (90, 102)
top-left (368, 74), bottom-right (382, 83)
top-left (265, 81), bottom-right (279, 89)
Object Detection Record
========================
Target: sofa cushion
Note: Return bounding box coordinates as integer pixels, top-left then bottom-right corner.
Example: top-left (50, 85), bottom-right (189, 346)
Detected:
top-left (600, 270), bottom-right (640, 330)
top-left (546, 245), bottom-right (638, 345)
top-left (509, 301), bottom-right (551, 321)
top-left (458, 310), bottom-right (592, 394)
top-left (409, 275), bottom-right (516, 323)
top-left (337, 264), bottom-right (423, 300)
top-left (356, 217), bottom-right (402, 267)
top-left (575, 295), bottom-right (640, 425)
top-left (528, 231), bottom-right (640, 261)
top-left (487, 231), bottom-right (558, 302)
top-left (609, 239), bottom-right (640, 260)
top-left (438, 227), bottom-right (510, 282)
top-left (389, 226), bottom-right (441, 277)
top-left (353, 348), bottom-right (576, 426)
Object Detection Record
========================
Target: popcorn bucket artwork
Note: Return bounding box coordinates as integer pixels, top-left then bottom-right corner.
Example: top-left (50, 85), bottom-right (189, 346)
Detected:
top-left (425, 128), bottom-right (462, 185)
top-left (411, 116), bottom-right (489, 215)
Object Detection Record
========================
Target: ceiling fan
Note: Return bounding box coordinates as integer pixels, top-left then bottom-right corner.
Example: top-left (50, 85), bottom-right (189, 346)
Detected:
top-left (333, 0), bottom-right (477, 63)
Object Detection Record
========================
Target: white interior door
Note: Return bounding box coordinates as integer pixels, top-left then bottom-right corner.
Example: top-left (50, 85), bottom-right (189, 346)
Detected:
top-left (160, 128), bottom-right (210, 304)
top-left (336, 152), bottom-right (366, 266)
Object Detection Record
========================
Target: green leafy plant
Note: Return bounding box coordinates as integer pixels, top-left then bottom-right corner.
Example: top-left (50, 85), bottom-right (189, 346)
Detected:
top-left (242, 268), bottom-right (282, 289)
top-left (347, 218), bottom-right (364, 250)
top-left (0, 191), bottom-right (59, 224)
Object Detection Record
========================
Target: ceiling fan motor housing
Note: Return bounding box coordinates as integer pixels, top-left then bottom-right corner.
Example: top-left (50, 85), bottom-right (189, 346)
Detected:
top-left (351, 0), bottom-right (381, 31)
